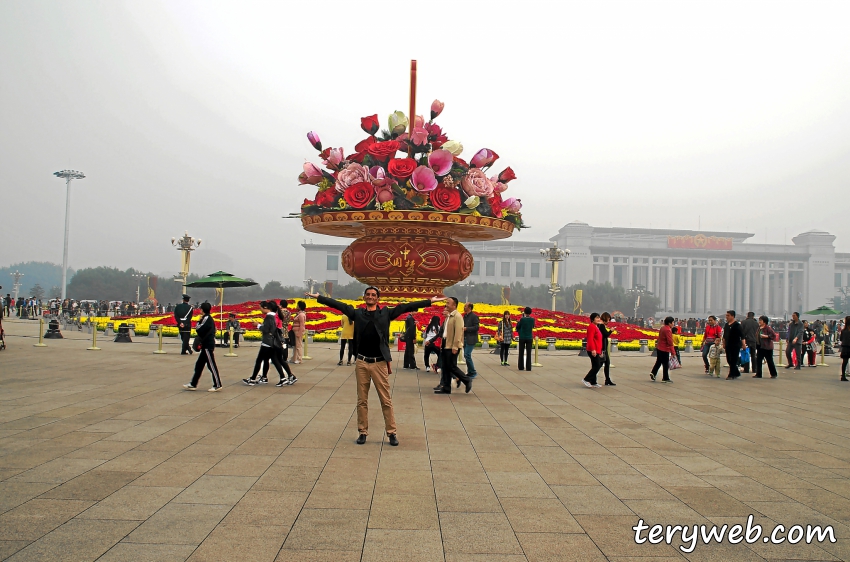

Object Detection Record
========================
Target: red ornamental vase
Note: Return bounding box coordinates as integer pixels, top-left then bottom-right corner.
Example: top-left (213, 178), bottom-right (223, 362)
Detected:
top-left (301, 210), bottom-right (515, 298)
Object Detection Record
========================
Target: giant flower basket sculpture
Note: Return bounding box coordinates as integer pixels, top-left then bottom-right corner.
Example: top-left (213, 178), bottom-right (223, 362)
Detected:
top-left (294, 99), bottom-right (525, 298)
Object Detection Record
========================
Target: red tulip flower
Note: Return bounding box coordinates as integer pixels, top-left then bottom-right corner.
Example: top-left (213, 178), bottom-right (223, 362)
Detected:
top-left (360, 114), bottom-right (380, 135)
top-left (307, 131), bottom-right (322, 151)
top-left (497, 167), bottom-right (517, 183)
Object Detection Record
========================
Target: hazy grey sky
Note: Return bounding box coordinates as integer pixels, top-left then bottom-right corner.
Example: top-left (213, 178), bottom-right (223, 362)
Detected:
top-left (2, 0), bottom-right (849, 286)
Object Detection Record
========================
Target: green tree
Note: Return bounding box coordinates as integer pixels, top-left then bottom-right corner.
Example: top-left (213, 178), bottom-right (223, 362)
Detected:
top-left (28, 284), bottom-right (45, 300)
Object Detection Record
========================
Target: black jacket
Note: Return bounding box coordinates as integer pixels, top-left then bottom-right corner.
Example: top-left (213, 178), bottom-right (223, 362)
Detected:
top-left (258, 314), bottom-right (280, 348)
top-left (741, 317), bottom-right (759, 345)
top-left (404, 315), bottom-right (417, 340)
top-left (174, 302), bottom-right (193, 332)
top-left (463, 312), bottom-right (480, 345)
top-left (194, 314), bottom-right (216, 350)
top-left (318, 296), bottom-right (431, 362)
top-left (723, 321), bottom-right (743, 352)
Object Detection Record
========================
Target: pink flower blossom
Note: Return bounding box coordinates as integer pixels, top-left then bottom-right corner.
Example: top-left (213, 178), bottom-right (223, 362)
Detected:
top-left (323, 148), bottom-right (344, 171)
top-left (428, 149), bottom-right (453, 176)
top-left (414, 115), bottom-right (425, 128)
top-left (461, 168), bottom-right (494, 198)
top-left (375, 184), bottom-right (394, 203)
top-left (470, 148), bottom-right (499, 169)
top-left (298, 162), bottom-right (324, 185)
top-left (431, 99), bottom-right (444, 120)
top-left (369, 166), bottom-right (393, 187)
top-left (307, 131), bottom-right (321, 151)
top-left (503, 197), bottom-right (522, 213)
top-left (491, 180), bottom-right (509, 193)
top-left (335, 162), bottom-right (369, 193)
top-left (411, 166), bottom-right (437, 192)
top-left (410, 126), bottom-right (429, 146)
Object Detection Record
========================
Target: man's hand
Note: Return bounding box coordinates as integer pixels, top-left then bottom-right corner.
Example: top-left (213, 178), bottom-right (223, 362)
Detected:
top-left (430, 295), bottom-right (448, 303)
top-left (590, 351), bottom-right (597, 357)
top-left (305, 292), bottom-right (319, 299)
top-left (452, 348), bottom-right (459, 354)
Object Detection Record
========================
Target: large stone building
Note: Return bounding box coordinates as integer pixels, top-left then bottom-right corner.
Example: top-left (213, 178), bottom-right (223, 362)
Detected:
top-left (303, 221), bottom-right (850, 317)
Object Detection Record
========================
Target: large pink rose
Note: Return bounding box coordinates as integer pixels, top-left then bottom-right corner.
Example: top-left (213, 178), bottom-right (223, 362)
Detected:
top-left (460, 168), bottom-right (494, 198)
top-left (335, 163), bottom-right (369, 193)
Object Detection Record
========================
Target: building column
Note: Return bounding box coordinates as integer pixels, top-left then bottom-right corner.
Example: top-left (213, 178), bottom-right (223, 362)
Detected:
top-left (783, 263), bottom-right (789, 316)
top-left (726, 263), bottom-right (732, 313)
top-left (666, 266), bottom-right (674, 312)
top-left (627, 260), bottom-right (633, 289)
top-left (744, 262), bottom-right (751, 313)
top-left (608, 261), bottom-right (614, 285)
top-left (706, 266), bottom-right (713, 313)
top-left (764, 263), bottom-right (770, 315)
top-left (647, 263), bottom-right (654, 296)
top-left (685, 263), bottom-right (692, 314)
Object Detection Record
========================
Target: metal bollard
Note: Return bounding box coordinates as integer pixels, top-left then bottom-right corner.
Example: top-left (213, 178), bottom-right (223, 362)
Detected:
top-left (819, 342), bottom-right (829, 366)
top-left (224, 326), bottom-right (237, 357)
top-left (607, 339), bottom-right (615, 369)
top-left (777, 339), bottom-right (785, 366)
top-left (685, 339), bottom-right (694, 353)
top-left (87, 324), bottom-right (101, 350)
top-left (303, 333), bottom-right (312, 360)
top-left (33, 318), bottom-right (48, 347)
top-left (153, 326), bottom-right (166, 354)
top-left (532, 336), bottom-right (543, 367)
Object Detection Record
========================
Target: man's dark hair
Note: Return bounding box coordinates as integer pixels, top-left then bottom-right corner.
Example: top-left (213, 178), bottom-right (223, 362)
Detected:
top-left (589, 312), bottom-right (599, 322)
top-left (466, 303), bottom-right (474, 310)
top-left (200, 302), bottom-right (212, 314)
top-left (524, 307), bottom-right (532, 315)
top-left (708, 315), bottom-right (716, 321)
top-left (364, 286), bottom-right (380, 297)
top-left (260, 300), bottom-right (269, 309)
top-left (747, 311), bottom-right (755, 318)
top-left (664, 316), bottom-right (674, 325)
top-left (759, 315), bottom-right (769, 323)
top-left (297, 301), bottom-right (306, 310)
top-left (727, 310), bottom-right (736, 318)
top-left (793, 311), bottom-right (799, 318)
top-left (449, 296), bottom-right (459, 307)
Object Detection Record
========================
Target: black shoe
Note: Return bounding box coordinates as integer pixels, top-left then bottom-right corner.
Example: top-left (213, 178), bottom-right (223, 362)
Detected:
top-left (433, 385), bottom-right (442, 391)
top-left (242, 378), bottom-right (256, 386)
top-left (465, 380), bottom-right (472, 394)
top-left (259, 378), bottom-right (268, 384)
top-left (784, 366), bottom-right (792, 369)
top-left (337, 360), bottom-right (343, 366)
top-left (434, 387), bottom-right (451, 394)
top-left (650, 372), bottom-right (656, 381)
top-left (605, 380), bottom-right (616, 386)
top-left (794, 367), bottom-right (801, 370)
top-left (388, 434), bottom-right (399, 446)
top-left (456, 378), bottom-right (461, 388)
top-left (842, 376), bottom-right (848, 382)
top-left (346, 361), bottom-right (352, 366)
top-left (356, 434), bottom-right (367, 445)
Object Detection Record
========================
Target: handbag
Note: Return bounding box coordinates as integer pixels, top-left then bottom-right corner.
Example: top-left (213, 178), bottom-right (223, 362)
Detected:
top-left (287, 329), bottom-right (296, 347)
top-left (740, 347), bottom-right (751, 364)
top-left (669, 355), bottom-right (681, 370)
top-left (192, 336), bottom-right (202, 352)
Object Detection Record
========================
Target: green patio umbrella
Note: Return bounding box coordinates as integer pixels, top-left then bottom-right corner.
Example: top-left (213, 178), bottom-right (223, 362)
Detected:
top-left (803, 305), bottom-right (844, 322)
top-left (185, 271), bottom-right (259, 334)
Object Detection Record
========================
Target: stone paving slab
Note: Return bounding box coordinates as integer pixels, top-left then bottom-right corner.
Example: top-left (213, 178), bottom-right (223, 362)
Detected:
top-left (1, 318), bottom-right (849, 560)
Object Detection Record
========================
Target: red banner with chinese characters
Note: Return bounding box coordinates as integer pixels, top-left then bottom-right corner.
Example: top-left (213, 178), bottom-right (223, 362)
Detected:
top-left (667, 234), bottom-right (733, 250)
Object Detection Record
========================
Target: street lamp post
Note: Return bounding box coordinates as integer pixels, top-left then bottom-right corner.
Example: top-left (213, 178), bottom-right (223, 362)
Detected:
top-left (539, 243), bottom-right (569, 311)
top-left (172, 232), bottom-right (201, 292)
top-left (10, 271), bottom-right (24, 301)
top-left (53, 170), bottom-right (85, 299)
top-left (627, 285), bottom-right (647, 319)
top-left (461, 280), bottom-right (475, 303)
top-left (304, 278), bottom-right (316, 295)
top-left (132, 273), bottom-right (146, 308)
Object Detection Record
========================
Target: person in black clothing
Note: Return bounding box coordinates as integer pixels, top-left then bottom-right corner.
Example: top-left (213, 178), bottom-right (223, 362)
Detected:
top-left (403, 313), bottom-right (419, 370)
top-left (173, 294), bottom-right (194, 355)
top-left (422, 315), bottom-right (442, 372)
top-left (307, 287), bottom-right (446, 446)
top-left (599, 312), bottom-right (616, 386)
top-left (722, 310), bottom-right (745, 380)
top-left (740, 312), bottom-right (759, 373)
top-left (261, 301), bottom-right (297, 385)
top-left (183, 302), bottom-right (222, 391)
top-left (840, 316), bottom-right (850, 382)
top-left (244, 301), bottom-right (291, 387)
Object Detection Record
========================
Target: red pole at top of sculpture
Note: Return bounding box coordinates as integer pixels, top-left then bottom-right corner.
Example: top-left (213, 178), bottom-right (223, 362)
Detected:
top-left (408, 60), bottom-right (417, 158)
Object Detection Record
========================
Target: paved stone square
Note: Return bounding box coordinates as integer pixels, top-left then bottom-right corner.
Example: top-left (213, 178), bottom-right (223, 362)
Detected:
top-left (1, 318), bottom-right (849, 561)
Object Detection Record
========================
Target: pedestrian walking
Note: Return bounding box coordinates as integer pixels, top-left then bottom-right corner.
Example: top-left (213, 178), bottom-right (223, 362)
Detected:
top-left (516, 307), bottom-right (535, 371)
top-left (722, 310), bottom-right (744, 379)
top-left (462, 303), bottom-right (479, 379)
top-left (583, 313), bottom-right (603, 388)
top-left (434, 297), bottom-right (473, 395)
top-left (839, 316), bottom-right (850, 382)
top-left (497, 311), bottom-right (513, 366)
top-left (422, 315), bottom-right (442, 373)
top-left (755, 315), bottom-right (778, 378)
top-left (741, 312), bottom-right (759, 373)
top-left (650, 316), bottom-right (675, 383)
top-left (243, 301), bottom-right (289, 386)
top-left (291, 300), bottom-right (307, 363)
top-left (338, 313), bottom-right (354, 366)
top-left (403, 313), bottom-right (419, 370)
top-left (707, 338), bottom-right (723, 377)
top-left (183, 302), bottom-right (222, 392)
top-left (308, 287), bottom-right (446, 446)
top-left (702, 315), bottom-right (721, 373)
top-left (262, 301), bottom-right (297, 385)
top-left (174, 294), bottom-right (194, 355)
top-left (599, 312), bottom-right (616, 386)
top-left (785, 312), bottom-right (803, 370)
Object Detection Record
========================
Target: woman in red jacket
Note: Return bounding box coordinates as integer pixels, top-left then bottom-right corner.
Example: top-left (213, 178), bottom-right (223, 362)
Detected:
top-left (583, 313), bottom-right (604, 388)
top-left (651, 316), bottom-right (675, 383)
top-left (702, 315), bottom-right (722, 374)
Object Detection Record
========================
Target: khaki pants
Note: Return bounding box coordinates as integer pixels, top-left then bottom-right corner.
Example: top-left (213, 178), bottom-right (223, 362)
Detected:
top-left (293, 333), bottom-right (304, 362)
top-left (356, 359), bottom-right (396, 436)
